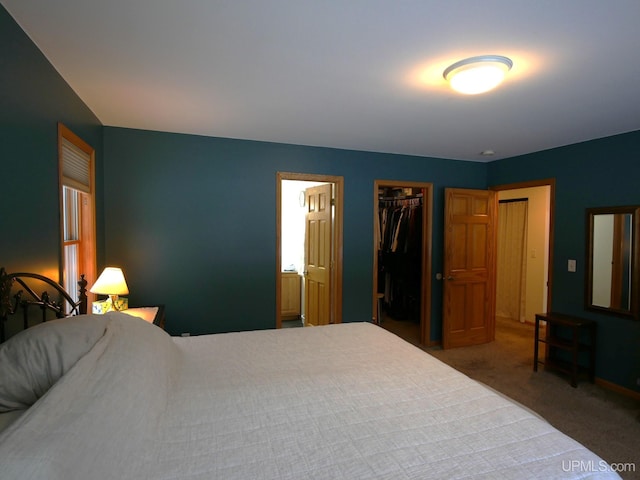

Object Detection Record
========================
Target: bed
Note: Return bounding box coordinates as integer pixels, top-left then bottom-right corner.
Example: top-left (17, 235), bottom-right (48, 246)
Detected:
top-left (0, 272), bottom-right (621, 479)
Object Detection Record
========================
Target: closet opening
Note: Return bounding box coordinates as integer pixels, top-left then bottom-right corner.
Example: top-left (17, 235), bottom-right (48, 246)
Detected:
top-left (373, 180), bottom-right (433, 346)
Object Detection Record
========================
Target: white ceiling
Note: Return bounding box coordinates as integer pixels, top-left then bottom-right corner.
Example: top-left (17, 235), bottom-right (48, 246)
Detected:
top-left (4, 0), bottom-right (640, 161)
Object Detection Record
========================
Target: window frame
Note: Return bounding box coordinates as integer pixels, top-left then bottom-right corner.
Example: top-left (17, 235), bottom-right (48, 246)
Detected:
top-left (58, 123), bottom-right (97, 302)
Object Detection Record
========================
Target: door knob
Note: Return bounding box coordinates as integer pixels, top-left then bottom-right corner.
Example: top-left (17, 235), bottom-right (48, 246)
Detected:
top-left (447, 276), bottom-right (454, 281)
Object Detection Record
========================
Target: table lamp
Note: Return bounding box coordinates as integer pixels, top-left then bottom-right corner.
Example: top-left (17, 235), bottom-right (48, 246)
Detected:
top-left (90, 267), bottom-right (129, 313)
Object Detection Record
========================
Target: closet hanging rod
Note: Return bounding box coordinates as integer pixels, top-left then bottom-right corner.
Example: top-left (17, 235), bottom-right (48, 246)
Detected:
top-left (379, 193), bottom-right (423, 201)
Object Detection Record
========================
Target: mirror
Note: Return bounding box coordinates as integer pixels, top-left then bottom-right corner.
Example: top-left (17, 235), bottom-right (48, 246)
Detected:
top-left (586, 206), bottom-right (640, 319)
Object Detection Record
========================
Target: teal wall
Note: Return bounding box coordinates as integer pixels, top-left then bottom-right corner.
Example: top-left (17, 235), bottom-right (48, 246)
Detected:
top-left (0, 5), bottom-right (103, 278)
top-left (3, 3), bottom-right (638, 393)
top-left (488, 131), bottom-right (640, 392)
top-left (103, 127), bottom-right (486, 337)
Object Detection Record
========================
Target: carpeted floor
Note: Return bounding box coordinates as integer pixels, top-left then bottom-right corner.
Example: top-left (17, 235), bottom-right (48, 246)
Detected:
top-left (381, 315), bottom-right (640, 479)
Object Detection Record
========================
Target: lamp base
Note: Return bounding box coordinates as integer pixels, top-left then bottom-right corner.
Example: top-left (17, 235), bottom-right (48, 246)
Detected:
top-left (92, 298), bottom-right (128, 314)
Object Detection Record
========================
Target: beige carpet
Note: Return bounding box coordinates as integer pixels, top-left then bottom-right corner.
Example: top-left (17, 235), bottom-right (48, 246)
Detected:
top-left (381, 316), bottom-right (640, 479)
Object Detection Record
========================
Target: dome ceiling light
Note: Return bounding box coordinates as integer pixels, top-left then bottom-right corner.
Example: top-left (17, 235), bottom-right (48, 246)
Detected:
top-left (443, 55), bottom-right (513, 95)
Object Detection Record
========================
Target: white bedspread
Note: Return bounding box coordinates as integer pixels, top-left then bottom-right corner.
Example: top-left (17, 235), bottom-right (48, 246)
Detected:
top-left (0, 315), bottom-right (621, 479)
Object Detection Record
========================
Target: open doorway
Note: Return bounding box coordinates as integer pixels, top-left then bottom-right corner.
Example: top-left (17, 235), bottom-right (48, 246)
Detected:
top-left (492, 180), bottom-right (554, 332)
top-left (372, 180), bottom-right (433, 346)
top-left (439, 180), bottom-right (554, 349)
top-left (275, 172), bottom-right (344, 329)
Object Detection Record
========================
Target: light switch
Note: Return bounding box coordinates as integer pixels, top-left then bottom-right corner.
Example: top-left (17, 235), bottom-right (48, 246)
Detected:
top-left (568, 259), bottom-right (577, 272)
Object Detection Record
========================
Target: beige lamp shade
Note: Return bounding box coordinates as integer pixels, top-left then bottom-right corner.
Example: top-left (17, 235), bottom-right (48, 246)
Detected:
top-left (90, 267), bottom-right (129, 296)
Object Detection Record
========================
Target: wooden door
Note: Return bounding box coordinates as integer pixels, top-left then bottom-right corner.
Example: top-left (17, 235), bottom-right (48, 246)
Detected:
top-left (443, 188), bottom-right (497, 348)
top-left (304, 184), bottom-right (332, 326)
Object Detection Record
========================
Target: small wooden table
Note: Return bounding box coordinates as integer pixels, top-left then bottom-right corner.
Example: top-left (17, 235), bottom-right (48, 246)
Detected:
top-left (123, 305), bottom-right (166, 330)
top-left (534, 312), bottom-right (597, 387)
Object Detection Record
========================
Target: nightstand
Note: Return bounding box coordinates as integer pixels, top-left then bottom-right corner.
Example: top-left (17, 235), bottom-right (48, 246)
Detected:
top-left (122, 305), bottom-right (166, 330)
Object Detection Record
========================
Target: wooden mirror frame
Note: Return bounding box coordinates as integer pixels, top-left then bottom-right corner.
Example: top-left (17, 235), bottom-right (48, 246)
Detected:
top-left (585, 206), bottom-right (640, 320)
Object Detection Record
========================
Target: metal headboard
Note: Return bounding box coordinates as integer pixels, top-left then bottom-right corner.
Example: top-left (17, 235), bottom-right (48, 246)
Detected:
top-left (0, 267), bottom-right (88, 342)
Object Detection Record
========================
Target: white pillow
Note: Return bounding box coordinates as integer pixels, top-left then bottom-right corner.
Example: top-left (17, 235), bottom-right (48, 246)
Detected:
top-left (0, 314), bottom-right (109, 412)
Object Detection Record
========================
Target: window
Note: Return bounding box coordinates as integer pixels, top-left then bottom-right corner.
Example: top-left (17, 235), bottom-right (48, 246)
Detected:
top-left (58, 123), bottom-right (96, 302)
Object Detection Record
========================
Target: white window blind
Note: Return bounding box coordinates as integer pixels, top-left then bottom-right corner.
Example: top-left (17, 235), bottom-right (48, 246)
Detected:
top-left (61, 138), bottom-right (91, 193)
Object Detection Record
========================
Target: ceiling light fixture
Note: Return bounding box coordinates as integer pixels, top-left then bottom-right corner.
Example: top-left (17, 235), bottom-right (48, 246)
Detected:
top-left (443, 55), bottom-right (513, 95)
